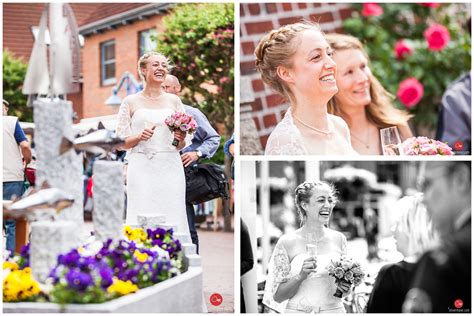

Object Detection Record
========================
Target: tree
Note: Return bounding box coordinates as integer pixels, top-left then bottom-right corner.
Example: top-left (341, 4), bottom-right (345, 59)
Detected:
top-left (158, 4), bottom-right (235, 232)
top-left (3, 50), bottom-right (31, 122)
top-left (157, 3), bottom-right (234, 137)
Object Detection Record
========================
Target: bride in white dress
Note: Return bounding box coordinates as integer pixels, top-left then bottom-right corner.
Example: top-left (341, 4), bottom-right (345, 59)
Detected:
top-left (254, 21), bottom-right (357, 155)
top-left (116, 52), bottom-right (191, 239)
top-left (263, 181), bottom-right (351, 313)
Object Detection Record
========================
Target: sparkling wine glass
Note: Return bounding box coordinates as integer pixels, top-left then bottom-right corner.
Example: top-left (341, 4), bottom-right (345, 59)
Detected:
top-left (380, 127), bottom-right (402, 155)
top-left (306, 232), bottom-right (318, 278)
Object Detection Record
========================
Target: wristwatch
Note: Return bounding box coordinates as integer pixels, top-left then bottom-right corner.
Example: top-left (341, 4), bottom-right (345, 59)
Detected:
top-left (196, 150), bottom-right (203, 158)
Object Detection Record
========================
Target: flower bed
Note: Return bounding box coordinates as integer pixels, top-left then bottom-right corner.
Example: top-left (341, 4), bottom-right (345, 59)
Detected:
top-left (3, 227), bottom-right (204, 312)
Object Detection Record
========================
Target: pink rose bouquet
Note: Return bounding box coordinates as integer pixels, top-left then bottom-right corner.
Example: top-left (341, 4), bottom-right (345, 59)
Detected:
top-left (164, 112), bottom-right (197, 147)
top-left (401, 136), bottom-right (454, 155)
top-left (327, 256), bottom-right (365, 298)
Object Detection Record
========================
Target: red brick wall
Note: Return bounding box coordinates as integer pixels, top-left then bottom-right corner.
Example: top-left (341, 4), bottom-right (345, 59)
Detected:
top-left (82, 16), bottom-right (165, 118)
top-left (240, 3), bottom-right (353, 147)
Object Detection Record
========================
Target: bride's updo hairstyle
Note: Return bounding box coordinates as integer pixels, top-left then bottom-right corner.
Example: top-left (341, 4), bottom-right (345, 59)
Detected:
top-left (137, 51), bottom-right (172, 82)
top-left (255, 21), bottom-right (322, 103)
top-left (294, 181), bottom-right (337, 226)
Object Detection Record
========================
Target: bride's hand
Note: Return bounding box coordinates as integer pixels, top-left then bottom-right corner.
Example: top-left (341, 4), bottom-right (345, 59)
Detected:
top-left (299, 257), bottom-right (317, 279)
top-left (138, 126), bottom-right (156, 141)
top-left (173, 130), bottom-right (186, 142)
top-left (337, 281), bottom-right (351, 295)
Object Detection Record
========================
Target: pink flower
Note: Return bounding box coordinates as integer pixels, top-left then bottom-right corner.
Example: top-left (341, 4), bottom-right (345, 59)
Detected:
top-left (394, 40), bottom-right (413, 60)
top-left (397, 78), bottom-right (424, 109)
top-left (219, 76), bottom-right (230, 84)
top-left (424, 23), bottom-right (450, 51)
top-left (401, 137), bottom-right (454, 155)
top-left (362, 3), bottom-right (383, 17)
top-left (419, 3), bottom-right (440, 8)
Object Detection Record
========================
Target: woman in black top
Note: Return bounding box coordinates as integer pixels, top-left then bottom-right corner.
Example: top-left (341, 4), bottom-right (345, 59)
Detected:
top-left (366, 194), bottom-right (438, 313)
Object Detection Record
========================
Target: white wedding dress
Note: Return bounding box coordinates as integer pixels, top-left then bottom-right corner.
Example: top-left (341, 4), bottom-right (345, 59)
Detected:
top-left (263, 230), bottom-right (348, 313)
top-left (116, 96), bottom-right (191, 240)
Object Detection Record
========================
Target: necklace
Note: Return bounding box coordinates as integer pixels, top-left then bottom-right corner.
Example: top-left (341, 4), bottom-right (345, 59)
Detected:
top-left (350, 129), bottom-right (370, 149)
top-left (293, 115), bottom-right (332, 135)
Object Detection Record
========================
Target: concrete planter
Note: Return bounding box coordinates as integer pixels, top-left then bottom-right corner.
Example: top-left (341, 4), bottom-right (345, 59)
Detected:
top-left (3, 267), bottom-right (203, 313)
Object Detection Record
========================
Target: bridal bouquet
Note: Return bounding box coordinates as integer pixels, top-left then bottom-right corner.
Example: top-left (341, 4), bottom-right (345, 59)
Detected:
top-left (401, 136), bottom-right (454, 156)
top-left (327, 256), bottom-right (365, 298)
top-left (164, 112), bottom-right (197, 147)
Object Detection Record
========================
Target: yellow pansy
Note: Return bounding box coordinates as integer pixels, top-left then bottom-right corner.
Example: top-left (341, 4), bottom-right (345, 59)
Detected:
top-left (3, 261), bottom-right (19, 271)
top-left (3, 268), bottom-right (40, 302)
top-left (136, 229), bottom-right (148, 242)
top-left (133, 250), bottom-right (149, 263)
top-left (107, 278), bottom-right (138, 296)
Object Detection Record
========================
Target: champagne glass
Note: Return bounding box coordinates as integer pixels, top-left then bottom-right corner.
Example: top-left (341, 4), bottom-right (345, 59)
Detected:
top-left (144, 121), bottom-right (155, 142)
top-left (306, 232), bottom-right (318, 278)
top-left (380, 127), bottom-right (402, 155)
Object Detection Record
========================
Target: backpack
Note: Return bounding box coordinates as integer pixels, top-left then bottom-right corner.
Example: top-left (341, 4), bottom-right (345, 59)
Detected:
top-left (185, 163), bottom-right (230, 205)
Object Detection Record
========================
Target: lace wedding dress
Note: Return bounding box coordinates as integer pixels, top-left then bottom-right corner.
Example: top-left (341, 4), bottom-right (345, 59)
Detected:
top-left (116, 94), bottom-right (191, 240)
top-left (263, 230), bottom-right (348, 313)
top-left (264, 108), bottom-right (358, 156)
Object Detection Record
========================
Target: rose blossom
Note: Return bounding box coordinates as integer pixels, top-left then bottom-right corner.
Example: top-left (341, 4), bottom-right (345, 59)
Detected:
top-left (424, 23), bottom-right (450, 51)
top-left (362, 3), bottom-right (383, 17)
top-left (394, 40), bottom-right (413, 60)
top-left (397, 78), bottom-right (424, 109)
top-left (334, 267), bottom-right (344, 279)
top-left (344, 271), bottom-right (354, 282)
top-left (419, 3), bottom-right (440, 8)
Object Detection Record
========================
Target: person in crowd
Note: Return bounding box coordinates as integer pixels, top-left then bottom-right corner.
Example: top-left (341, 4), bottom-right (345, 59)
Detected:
top-left (3, 99), bottom-right (32, 254)
top-left (163, 74), bottom-right (220, 253)
top-left (241, 218), bottom-right (254, 313)
top-left (115, 52), bottom-right (191, 240)
top-left (403, 161), bottom-right (471, 312)
top-left (366, 194), bottom-right (438, 312)
top-left (326, 33), bottom-right (413, 155)
top-left (254, 21), bottom-right (357, 155)
top-left (263, 181), bottom-right (351, 313)
top-left (436, 18), bottom-right (471, 154)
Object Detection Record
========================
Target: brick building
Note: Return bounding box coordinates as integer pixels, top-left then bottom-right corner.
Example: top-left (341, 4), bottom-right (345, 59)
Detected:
top-left (3, 3), bottom-right (171, 121)
top-left (240, 3), bottom-right (353, 150)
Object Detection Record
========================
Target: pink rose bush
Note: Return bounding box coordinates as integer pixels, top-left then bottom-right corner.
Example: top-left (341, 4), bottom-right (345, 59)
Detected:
top-left (401, 136), bottom-right (454, 155)
top-left (328, 256), bottom-right (365, 298)
top-left (362, 3), bottom-right (383, 17)
top-left (397, 78), bottom-right (424, 109)
top-left (394, 40), bottom-right (413, 60)
top-left (424, 23), bottom-right (450, 51)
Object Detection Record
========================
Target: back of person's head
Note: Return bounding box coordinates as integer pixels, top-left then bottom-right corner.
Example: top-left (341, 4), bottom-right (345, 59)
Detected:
top-left (396, 194), bottom-right (438, 258)
top-left (255, 21), bottom-right (322, 103)
top-left (325, 33), bottom-right (412, 128)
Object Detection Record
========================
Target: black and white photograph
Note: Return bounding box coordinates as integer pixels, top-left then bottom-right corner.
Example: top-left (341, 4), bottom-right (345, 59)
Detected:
top-left (241, 160), bottom-right (471, 313)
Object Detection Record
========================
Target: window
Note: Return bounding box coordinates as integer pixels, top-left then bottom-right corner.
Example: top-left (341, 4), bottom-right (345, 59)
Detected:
top-left (101, 40), bottom-right (116, 85)
top-left (139, 29), bottom-right (157, 57)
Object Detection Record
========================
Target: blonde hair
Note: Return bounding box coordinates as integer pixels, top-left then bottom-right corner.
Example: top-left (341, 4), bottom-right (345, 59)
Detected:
top-left (137, 51), bottom-right (172, 82)
top-left (255, 21), bottom-right (322, 103)
top-left (325, 33), bottom-right (412, 128)
top-left (294, 181), bottom-right (337, 226)
top-left (396, 194), bottom-right (438, 258)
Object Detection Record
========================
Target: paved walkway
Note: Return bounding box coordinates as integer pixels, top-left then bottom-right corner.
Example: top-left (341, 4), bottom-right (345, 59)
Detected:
top-left (199, 228), bottom-right (235, 313)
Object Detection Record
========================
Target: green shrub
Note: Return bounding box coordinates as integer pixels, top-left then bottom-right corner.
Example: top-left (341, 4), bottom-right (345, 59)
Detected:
top-left (343, 3), bottom-right (470, 135)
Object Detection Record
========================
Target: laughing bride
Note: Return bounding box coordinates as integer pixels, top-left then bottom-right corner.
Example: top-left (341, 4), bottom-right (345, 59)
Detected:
top-left (263, 181), bottom-right (351, 313)
top-left (254, 21), bottom-right (357, 155)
